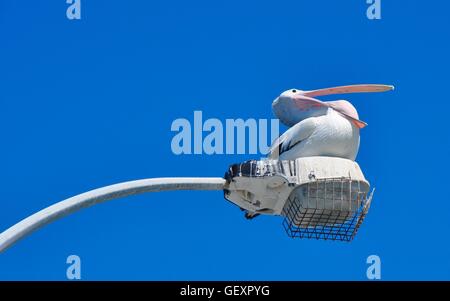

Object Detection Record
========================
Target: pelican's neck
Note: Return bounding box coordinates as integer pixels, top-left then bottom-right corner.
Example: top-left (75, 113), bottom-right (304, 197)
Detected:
top-left (326, 107), bottom-right (338, 116)
top-left (327, 108), bottom-right (350, 122)
top-left (326, 107), bottom-right (359, 129)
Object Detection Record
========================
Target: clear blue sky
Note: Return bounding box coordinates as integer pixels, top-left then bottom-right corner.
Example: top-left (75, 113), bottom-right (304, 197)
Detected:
top-left (0, 1), bottom-right (449, 280)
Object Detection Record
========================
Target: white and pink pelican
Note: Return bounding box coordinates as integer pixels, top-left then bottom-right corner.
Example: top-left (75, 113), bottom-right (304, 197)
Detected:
top-left (270, 84), bottom-right (394, 161)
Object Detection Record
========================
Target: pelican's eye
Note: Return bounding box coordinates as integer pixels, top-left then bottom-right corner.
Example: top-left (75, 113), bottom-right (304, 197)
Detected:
top-left (292, 89), bottom-right (297, 93)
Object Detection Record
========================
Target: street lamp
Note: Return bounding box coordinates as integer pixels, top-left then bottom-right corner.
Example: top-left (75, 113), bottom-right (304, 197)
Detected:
top-left (0, 156), bottom-right (373, 253)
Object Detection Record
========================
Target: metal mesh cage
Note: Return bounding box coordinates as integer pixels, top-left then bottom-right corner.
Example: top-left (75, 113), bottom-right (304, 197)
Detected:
top-left (282, 177), bottom-right (373, 241)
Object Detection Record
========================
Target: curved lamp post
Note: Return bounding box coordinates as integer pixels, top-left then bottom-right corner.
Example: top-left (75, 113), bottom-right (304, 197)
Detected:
top-left (0, 177), bottom-right (225, 253)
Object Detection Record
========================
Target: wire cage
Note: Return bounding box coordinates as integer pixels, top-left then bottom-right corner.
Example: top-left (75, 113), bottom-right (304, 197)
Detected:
top-left (282, 177), bottom-right (373, 241)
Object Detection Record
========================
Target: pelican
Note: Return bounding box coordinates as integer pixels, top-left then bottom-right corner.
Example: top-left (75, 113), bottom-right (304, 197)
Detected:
top-left (270, 84), bottom-right (394, 161)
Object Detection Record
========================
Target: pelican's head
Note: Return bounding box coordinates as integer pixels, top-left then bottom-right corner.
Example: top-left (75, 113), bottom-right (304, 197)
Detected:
top-left (272, 89), bottom-right (328, 127)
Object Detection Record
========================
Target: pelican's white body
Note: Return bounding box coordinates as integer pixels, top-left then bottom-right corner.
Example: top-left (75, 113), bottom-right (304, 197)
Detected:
top-left (276, 109), bottom-right (360, 161)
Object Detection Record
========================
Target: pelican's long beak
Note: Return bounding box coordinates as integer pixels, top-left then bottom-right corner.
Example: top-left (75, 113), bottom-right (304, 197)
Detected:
top-left (303, 84), bottom-right (394, 97)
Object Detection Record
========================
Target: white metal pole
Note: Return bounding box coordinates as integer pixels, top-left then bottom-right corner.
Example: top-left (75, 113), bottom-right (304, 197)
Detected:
top-left (0, 177), bottom-right (226, 253)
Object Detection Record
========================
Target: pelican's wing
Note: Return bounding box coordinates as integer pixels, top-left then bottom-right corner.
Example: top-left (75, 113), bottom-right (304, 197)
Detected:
top-left (268, 133), bottom-right (288, 158)
top-left (269, 118), bottom-right (317, 158)
top-left (303, 84), bottom-right (394, 97)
